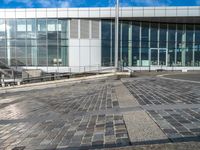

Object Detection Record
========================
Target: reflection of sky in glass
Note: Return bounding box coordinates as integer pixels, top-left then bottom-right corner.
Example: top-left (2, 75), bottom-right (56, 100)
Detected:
top-left (0, 24), bottom-right (6, 31)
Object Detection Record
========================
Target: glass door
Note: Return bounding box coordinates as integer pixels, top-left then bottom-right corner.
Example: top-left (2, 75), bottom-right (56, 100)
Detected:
top-left (159, 48), bottom-right (167, 66)
top-left (149, 48), bottom-right (158, 66)
top-left (149, 48), bottom-right (168, 66)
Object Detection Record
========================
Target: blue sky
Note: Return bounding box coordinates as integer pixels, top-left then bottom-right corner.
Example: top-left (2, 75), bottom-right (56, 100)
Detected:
top-left (0, 0), bottom-right (200, 8)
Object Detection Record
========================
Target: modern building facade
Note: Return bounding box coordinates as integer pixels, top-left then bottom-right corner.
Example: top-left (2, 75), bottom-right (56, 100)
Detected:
top-left (0, 6), bottom-right (200, 72)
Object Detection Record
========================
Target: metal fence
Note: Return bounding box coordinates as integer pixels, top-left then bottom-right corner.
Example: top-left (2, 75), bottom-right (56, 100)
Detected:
top-left (0, 65), bottom-right (116, 87)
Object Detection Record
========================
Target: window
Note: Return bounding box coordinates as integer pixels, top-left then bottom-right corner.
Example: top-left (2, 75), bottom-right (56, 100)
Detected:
top-left (101, 20), bottom-right (112, 66)
top-left (159, 23), bottom-right (167, 48)
top-left (150, 23), bottom-right (158, 48)
top-left (141, 22), bottom-right (149, 66)
top-left (132, 21), bottom-right (140, 66)
top-left (37, 19), bottom-right (46, 32)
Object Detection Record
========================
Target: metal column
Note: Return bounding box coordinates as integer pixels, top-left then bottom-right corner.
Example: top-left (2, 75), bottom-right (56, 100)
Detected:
top-left (128, 22), bottom-right (132, 66)
top-left (115, 0), bottom-right (119, 70)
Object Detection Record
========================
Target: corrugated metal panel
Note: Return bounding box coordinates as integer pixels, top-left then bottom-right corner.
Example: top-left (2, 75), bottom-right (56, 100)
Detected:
top-left (80, 19), bottom-right (89, 39)
top-left (70, 19), bottom-right (78, 39)
top-left (91, 20), bottom-right (99, 39)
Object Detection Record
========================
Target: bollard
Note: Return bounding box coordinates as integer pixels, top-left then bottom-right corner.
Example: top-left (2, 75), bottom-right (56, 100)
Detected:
top-left (17, 82), bottom-right (21, 86)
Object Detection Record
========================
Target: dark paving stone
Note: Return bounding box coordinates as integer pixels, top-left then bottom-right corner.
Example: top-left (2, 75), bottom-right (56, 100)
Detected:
top-left (116, 138), bottom-right (130, 146)
top-left (123, 77), bottom-right (200, 143)
top-left (92, 141), bottom-right (104, 147)
top-left (104, 142), bottom-right (117, 148)
top-left (0, 79), bottom-right (131, 149)
top-left (93, 134), bottom-right (104, 141)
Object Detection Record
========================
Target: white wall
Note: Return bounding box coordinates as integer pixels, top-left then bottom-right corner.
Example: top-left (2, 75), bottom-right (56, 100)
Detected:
top-left (68, 19), bottom-right (101, 69)
top-left (68, 39), bottom-right (101, 67)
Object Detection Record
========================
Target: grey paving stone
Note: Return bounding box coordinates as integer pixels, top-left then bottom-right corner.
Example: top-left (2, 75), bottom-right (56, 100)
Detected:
top-left (123, 77), bottom-right (200, 143)
top-left (93, 134), bottom-right (104, 141)
top-left (7, 75), bottom-right (200, 149)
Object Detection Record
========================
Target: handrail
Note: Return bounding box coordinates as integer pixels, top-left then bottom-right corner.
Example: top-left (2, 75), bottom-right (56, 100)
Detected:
top-left (22, 73), bottom-right (71, 81)
top-left (79, 66), bottom-right (116, 73)
top-left (21, 67), bottom-right (116, 83)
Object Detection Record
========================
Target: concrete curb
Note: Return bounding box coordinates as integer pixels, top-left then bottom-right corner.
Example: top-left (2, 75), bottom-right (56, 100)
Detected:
top-left (102, 141), bottom-right (200, 150)
top-left (0, 72), bottom-right (130, 94)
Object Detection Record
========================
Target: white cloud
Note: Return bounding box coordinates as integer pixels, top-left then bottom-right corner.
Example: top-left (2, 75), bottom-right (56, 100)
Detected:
top-left (37, 0), bottom-right (51, 7)
top-left (57, 0), bottom-right (70, 8)
top-left (37, 0), bottom-right (70, 8)
top-left (3, 0), bottom-right (71, 8)
top-left (131, 0), bottom-right (171, 6)
top-left (3, 0), bottom-right (33, 7)
top-left (108, 0), bottom-right (115, 6)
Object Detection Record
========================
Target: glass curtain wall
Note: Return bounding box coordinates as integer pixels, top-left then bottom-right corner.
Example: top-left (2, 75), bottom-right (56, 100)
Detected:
top-left (58, 19), bottom-right (68, 66)
top-left (141, 22), bottom-right (149, 66)
top-left (37, 19), bottom-right (47, 66)
top-left (101, 20), bottom-right (115, 66)
top-left (168, 24), bottom-right (176, 66)
top-left (186, 25), bottom-right (194, 66)
top-left (195, 25), bottom-right (200, 66)
top-left (101, 20), bottom-right (199, 67)
top-left (6, 19), bottom-right (16, 66)
top-left (27, 19), bottom-right (37, 66)
top-left (0, 18), bottom-right (68, 67)
top-left (132, 22), bottom-right (140, 66)
top-left (0, 19), bottom-right (6, 66)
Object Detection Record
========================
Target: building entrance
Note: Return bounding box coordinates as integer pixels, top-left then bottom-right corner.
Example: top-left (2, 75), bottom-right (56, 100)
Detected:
top-left (149, 48), bottom-right (168, 66)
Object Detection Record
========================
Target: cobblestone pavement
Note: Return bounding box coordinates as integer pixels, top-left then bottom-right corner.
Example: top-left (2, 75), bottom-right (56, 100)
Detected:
top-left (123, 77), bottom-right (200, 143)
top-left (2, 75), bottom-right (200, 150)
top-left (164, 73), bottom-right (200, 82)
top-left (0, 78), bottom-right (130, 150)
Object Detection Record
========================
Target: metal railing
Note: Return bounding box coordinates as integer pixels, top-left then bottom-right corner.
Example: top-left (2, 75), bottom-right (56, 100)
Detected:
top-left (0, 65), bottom-right (117, 87)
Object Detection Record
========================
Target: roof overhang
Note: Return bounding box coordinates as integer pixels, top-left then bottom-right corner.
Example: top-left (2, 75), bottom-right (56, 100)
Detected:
top-left (0, 6), bottom-right (200, 24)
top-left (121, 17), bottom-right (200, 24)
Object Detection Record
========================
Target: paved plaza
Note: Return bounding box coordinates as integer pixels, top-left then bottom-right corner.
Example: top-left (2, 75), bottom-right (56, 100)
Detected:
top-left (124, 76), bottom-right (200, 142)
top-left (0, 73), bottom-right (200, 149)
top-left (0, 78), bottom-right (131, 150)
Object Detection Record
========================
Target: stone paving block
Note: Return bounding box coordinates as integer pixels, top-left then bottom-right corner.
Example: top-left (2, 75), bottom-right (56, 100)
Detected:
top-left (82, 137), bottom-right (92, 144)
top-left (123, 111), bottom-right (169, 144)
top-left (115, 80), bottom-right (139, 108)
top-left (6, 76), bottom-right (200, 149)
top-left (123, 78), bottom-right (200, 139)
top-left (116, 138), bottom-right (130, 147)
top-left (93, 133), bottom-right (104, 141)
top-left (92, 141), bottom-right (104, 147)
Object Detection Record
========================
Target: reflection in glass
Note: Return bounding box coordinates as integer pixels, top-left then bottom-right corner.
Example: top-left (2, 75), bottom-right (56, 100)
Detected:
top-left (186, 25), bottom-right (193, 66)
top-left (141, 22), bottom-right (149, 66)
top-left (132, 22), bottom-right (140, 66)
top-left (102, 20), bottom-right (112, 66)
top-left (195, 25), bottom-right (200, 66)
top-left (168, 24), bottom-right (176, 66)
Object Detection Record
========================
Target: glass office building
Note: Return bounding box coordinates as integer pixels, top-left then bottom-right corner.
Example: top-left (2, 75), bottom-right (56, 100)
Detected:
top-left (102, 21), bottom-right (200, 67)
top-left (0, 7), bottom-right (200, 72)
top-left (0, 18), bottom-right (68, 67)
